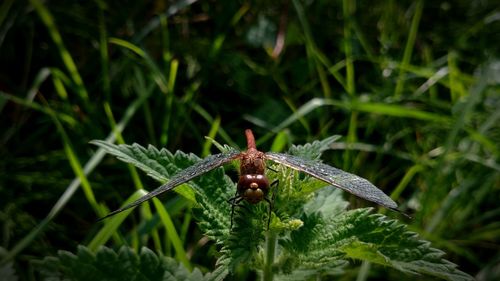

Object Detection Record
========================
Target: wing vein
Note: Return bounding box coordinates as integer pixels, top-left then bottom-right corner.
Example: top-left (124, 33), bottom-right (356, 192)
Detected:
top-left (99, 151), bottom-right (240, 220)
top-left (265, 152), bottom-right (398, 209)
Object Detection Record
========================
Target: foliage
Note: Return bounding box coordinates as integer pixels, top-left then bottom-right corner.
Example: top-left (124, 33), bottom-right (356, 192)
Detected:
top-left (88, 138), bottom-right (473, 280)
top-left (1, 0), bottom-right (498, 280)
top-left (34, 245), bottom-right (206, 281)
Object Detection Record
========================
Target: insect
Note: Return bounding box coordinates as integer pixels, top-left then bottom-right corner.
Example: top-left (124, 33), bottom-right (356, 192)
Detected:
top-left (98, 129), bottom-right (399, 224)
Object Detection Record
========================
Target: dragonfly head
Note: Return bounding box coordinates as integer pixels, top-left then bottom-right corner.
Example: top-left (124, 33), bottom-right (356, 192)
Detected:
top-left (237, 174), bottom-right (270, 204)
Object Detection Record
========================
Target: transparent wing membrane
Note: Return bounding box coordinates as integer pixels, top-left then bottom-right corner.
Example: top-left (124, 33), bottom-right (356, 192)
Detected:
top-left (265, 152), bottom-right (398, 210)
top-left (99, 151), bottom-right (241, 220)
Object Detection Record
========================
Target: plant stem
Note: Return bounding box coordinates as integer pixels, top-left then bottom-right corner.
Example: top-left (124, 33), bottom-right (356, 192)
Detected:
top-left (263, 231), bottom-right (277, 281)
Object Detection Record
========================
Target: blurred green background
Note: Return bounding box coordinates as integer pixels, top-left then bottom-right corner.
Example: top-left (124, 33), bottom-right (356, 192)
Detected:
top-left (0, 0), bottom-right (499, 280)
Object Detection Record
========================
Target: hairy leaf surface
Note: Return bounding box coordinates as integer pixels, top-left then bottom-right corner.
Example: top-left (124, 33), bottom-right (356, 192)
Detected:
top-left (34, 246), bottom-right (206, 281)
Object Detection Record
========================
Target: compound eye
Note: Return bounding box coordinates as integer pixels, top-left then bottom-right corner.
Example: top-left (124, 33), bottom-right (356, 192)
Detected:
top-left (239, 175), bottom-right (270, 189)
top-left (237, 174), bottom-right (271, 203)
top-left (255, 174), bottom-right (265, 180)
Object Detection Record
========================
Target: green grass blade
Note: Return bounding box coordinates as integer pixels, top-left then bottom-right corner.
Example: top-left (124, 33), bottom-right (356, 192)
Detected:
top-left (29, 0), bottom-right (88, 104)
top-left (291, 0), bottom-right (332, 98)
top-left (109, 37), bottom-right (169, 93)
top-left (391, 164), bottom-right (424, 201)
top-left (344, 111), bottom-right (358, 171)
top-left (1, 89), bottom-right (151, 263)
top-left (160, 59), bottom-right (179, 146)
top-left (98, 4), bottom-right (111, 101)
top-left (270, 98), bottom-right (452, 138)
top-left (103, 101), bottom-right (163, 251)
top-left (152, 197), bottom-right (191, 270)
top-left (1, 94), bottom-right (76, 127)
top-left (88, 189), bottom-right (148, 251)
top-left (192, 103), bottom-right (239, 148)
top-left (202, 116), bottom-right (221, 157)
top-left (343, 0), bottom-right (355, 96)
top-left (349, 101), bottom-right (451, 123)
top-left (104, 102), bottom-right (144, 190)
top-left (448, 51), bottom-right (467, 103)
top-left (394, 0), bottom-right (424, 98)
top-left (270, 130), bottom-right (289, 152)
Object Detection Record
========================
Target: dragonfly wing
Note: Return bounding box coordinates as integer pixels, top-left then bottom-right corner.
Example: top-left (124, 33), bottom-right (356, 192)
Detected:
top-left (100, 151), bottom-right (241, 220)
top-left (265, 152), bottom-right (398, 210)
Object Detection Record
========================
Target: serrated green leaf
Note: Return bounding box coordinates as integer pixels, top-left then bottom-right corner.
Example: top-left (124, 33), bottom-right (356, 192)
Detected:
top-left (205, 257), bottom-right (229, 281)
top-left (139, 247), bottom-right (161, 279)
top-left (34, 245), bottom-right (209, 281)
top-left (91, 141), bottom-right (199, 202)
top-left (287, 135), bottom-right (341, 160)
top-left (91, 141), bottom-right (173, 183)
top-left (92, 140), bottom-right (240, 276)
top-left (92, 141), bottom-right (241, 206)
top-left (282, 208), bottom-right (474, 281)
top-left (92, 137), bottom-right (472, 281)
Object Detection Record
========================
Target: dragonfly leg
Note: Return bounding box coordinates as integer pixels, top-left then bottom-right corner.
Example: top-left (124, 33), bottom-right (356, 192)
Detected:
top-left (268, 166), bottom-right (278, 173)
top-left (228, 190), bottom-right (245, 230)
top-left (264, 179), bottom-right (279, 230)
top-left (270, 179), bottom-right (279, 201)
top-left (264, 197), bottom-right (273, 230)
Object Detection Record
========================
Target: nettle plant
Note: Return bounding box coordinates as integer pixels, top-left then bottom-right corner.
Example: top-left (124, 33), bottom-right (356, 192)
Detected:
top-left (37, 132), bottom-right (472, 281)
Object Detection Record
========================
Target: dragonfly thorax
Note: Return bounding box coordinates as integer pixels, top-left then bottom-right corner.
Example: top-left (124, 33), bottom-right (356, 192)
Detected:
top-left (239, 149), bottom-right (266, 174)
top-left (237, 174), bottom-right (270, 204)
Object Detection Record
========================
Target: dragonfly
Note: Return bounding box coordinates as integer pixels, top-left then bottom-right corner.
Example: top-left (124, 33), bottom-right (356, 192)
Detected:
top-left (99, 129), bottom-right (399, 223)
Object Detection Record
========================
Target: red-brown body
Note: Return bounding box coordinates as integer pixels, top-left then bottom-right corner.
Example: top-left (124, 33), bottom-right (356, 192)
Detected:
top-left (236, 130), bottom-right (270, 204)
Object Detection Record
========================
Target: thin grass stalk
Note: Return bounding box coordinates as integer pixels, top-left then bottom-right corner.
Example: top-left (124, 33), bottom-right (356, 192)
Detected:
top-left (134, 69), bottom-right (157, 145)
top-left (394, 0), bottom-right (424, 98)
top-left (40, 98), bottom-right (103, 218)
top-left (344, 111), bottom-right (358, 171)
top-left (51, 73), bottom-right (68, 100)
top-left (291, 0), bottom-right (332, 100)
top-left (87, 190), bottom-right (148, 251)
top-left (98, 3), bottom-right (111, 101)
top-left (160, 15), bottom-right (171, 69)
top-left (103, 102), bottom-right (144, 190)
top-left (208, 4), bottom-right (249, 58)
top-left (180, 207), bottom-right (192, 247)
top-left (342, 0), bottom-right (358, 172)
top-left (391, 164), bottom-right (424, 201)
top-left (342, 0), bottom-right (355, 96)
top-left (30, 0), bottom-right (89, 106)
top-left (103, 102), bottom-right (163, 251)
top-left (160, 59), bottom-right (178, 146)
top-left (283, 97), bottom-right (311, 136)
top-left (0, 88), bottom-right (151, 264)
top-left (313, 47), bottom-right (347, 91)
top-left (191, 103), bottom-right (239, 148)
top-left (422, 45), bottom-right (438, 100)
top-left (352, 19), bottom-right (374, 60)
top-left (202, 116), bottom-right (221, 157)
top-left (448, 51), bottom-right (467, 103)
top-left (108, 38), bottom-right (169, 93)
top-left (152, 198), bottom-right (191, 270)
